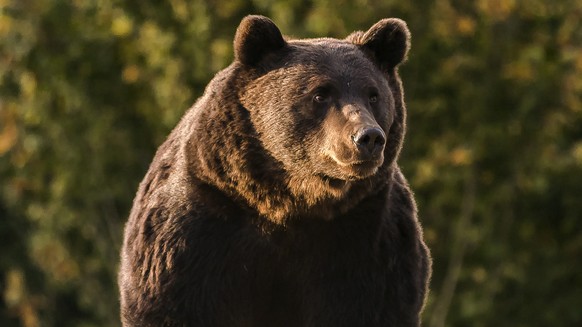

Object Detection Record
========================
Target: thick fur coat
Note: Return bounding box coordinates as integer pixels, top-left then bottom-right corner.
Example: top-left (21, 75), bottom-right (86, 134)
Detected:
top-left (119, 15), bottom-right (431, 327)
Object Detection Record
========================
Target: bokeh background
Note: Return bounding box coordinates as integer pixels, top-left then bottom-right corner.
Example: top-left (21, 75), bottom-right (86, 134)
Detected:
top-left (1, 0), bottom-right (581, 326)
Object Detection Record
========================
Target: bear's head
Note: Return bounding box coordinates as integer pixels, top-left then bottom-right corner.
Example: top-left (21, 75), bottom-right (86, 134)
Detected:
top-left (193, 16), bottom-right (411, 222)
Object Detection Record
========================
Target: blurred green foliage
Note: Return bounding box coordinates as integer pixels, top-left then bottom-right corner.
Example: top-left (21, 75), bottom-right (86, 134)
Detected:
top-left (1, 0), bottom-right (581, 326)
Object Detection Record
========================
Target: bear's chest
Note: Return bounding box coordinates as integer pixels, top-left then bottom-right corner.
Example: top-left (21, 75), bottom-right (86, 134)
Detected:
top-left (199, 213), bottom-right (405, 326)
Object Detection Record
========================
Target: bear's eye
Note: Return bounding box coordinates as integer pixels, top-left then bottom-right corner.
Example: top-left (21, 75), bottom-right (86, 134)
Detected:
top-left (313, 94), bottom-right (331, 104)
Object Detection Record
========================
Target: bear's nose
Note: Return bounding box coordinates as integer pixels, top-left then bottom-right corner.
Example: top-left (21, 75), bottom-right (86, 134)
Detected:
top-left (352, 127), bottom-right (386, 157)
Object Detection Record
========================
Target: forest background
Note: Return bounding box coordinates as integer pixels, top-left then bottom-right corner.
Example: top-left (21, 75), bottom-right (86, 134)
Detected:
top-left (1, 0), bottom-right (581, 326)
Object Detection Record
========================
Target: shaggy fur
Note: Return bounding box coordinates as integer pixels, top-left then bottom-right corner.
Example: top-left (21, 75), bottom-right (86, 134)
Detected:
top-left (119, 15), bottom-right (431, 327)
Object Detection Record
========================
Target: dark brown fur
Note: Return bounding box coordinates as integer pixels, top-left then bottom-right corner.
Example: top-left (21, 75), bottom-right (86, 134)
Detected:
top-left (119, 15), bottom-right (431, 327)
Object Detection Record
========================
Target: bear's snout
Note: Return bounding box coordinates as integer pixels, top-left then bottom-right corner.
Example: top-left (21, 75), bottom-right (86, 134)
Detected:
top-left (352, 126), bottom-right (386, 159)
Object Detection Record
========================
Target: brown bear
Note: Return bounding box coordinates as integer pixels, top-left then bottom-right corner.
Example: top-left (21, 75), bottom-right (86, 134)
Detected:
top-left (119, 15), bottom-right (431, 327)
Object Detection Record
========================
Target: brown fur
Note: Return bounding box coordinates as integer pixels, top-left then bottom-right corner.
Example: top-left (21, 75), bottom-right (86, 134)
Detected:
top-left (119, 15), bottom-right (431, 327)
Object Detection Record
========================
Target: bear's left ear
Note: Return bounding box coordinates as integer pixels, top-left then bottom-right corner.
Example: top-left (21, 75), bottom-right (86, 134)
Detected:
top-left (234, 15), bottom-right (287, 66)
top-left (347, 18), bottom-right (411, 71)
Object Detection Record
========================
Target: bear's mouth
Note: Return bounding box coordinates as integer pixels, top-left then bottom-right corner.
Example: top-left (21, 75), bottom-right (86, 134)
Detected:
top-left (318, 160), bottom-right (381, 187)
top-left (333, 159), bottom-right (383, 180)
top-left (322, 149), bottom-right (383, 181)
top-left (349, 160), bottom-right (381, 177)
top-left (325, 151), bottom-right (384, 172)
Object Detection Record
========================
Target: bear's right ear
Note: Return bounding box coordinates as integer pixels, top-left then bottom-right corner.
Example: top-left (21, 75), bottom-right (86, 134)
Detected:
top-left (347, 18), bottom-right (411, 71)
top-left (234, 15), bottom-right (287, 66)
